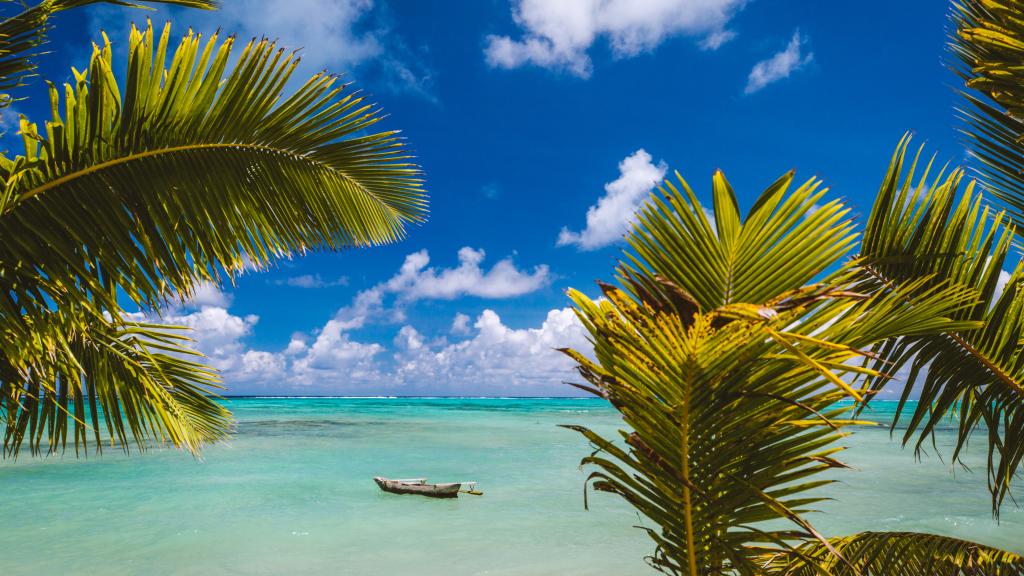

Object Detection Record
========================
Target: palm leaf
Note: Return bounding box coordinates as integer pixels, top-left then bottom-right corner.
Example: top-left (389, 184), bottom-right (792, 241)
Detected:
top-left (761, 531), bottom-right (1024, 575)
top-left (0, 19), bottom-right (428, 457)
top-left (952, 0), bottom-right (1024, 228)
top-left (620, 168), bottom-right (856, 310)
top-left (0, 0), bottom-right (215, 102)
top-left (0, 20), bottom-right (426, 324)
top-left (0, 307), bottom-right (231, 456)
top-left (561, 168), bottom-right (983, 575)
top-left (856, 135), bottom-right (1024, 514)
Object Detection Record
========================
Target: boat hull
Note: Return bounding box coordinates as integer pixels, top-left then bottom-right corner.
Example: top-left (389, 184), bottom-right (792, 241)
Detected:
top-left (374, 477), bottom-right (461, 498)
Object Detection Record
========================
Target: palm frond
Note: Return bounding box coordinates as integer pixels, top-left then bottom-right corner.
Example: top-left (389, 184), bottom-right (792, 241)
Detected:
top-left (0, 0), bottom-right (215, 102)
top-left (0, 307), bottom-right (231, 456)
top-left (620, 168), bottom-right (856, 310)
top-left (0, 20), bottom-right (426, 324)
top-left (761, 531), bottom-right (1024, 575)
top-left (952, 0), bottom-right (1024, 227)
top-left (561, 167), bottom-right (984, 574)
top-left (856, 135), bottom-right (1024, 514)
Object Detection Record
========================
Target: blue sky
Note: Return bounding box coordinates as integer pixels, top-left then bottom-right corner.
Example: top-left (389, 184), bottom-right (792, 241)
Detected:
top-left (15, 0), bottom-right (970, 395)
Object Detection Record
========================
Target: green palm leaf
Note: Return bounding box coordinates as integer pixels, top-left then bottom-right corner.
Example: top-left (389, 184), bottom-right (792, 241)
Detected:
top-left (952, 0), bottom-right (1024, 227)
top-left (856, 135), bottom-right (1024, 514)
top-left (1, 307), bottom-right (231, 456)
top-left (0, 0), bottom-right (215, 102)
top-left (0, 19), bottom-right (426, 321)
top-left (761, 531), bottom-right (1024, 575)
top-left (561, 169), bottom-right (985, 574)
top-left (0, 19), bottom-right (427, 457)
top-left (620, 168), bottom-right (856, 310)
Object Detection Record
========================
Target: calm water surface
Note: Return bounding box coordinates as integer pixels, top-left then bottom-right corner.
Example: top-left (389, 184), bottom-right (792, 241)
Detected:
top-left (1, 398), bottom-right (1021, 575)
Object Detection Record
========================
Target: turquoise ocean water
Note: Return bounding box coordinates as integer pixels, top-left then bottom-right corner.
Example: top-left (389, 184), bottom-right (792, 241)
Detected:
top-left (1, 398), bottom-right (1021, 575)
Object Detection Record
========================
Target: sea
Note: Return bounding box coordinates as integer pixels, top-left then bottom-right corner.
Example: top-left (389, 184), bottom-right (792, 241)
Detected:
top-left (1, 397), bottom-right (1021, 575)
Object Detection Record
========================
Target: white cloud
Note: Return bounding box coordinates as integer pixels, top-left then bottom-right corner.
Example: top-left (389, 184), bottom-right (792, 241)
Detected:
top-left (277, 306), bottom-right (589, 395)
top-left (152, 305), bottom-right (259, 374)
top-left (218, 0), bottom-right (381, 72)
top-left (333, 286), bottom-right (388, 332)
top-left (181, 282), bottom-right (234, 309)
top-left (558, 149), bottom-right (667, 250)
top-left (394, 325), bottom-right (425, 351)
top-left (284, 337), bottom-right (309, 356)
top-left (275, 274), bottom-right (349, 288)
top-left (390, 308), bottom-right (590, 395)
top-left (700, 29), bottom-right (736, 51)
top-left (451, 312), bottom-right (472, 335)
top-left (91, 0), bottom-right (434, 100)
top-left (745, 30), bottom-right (813, 94)
top-left (143, 297), bottom-right (592, 396)
top-left (293, 319), bottom-right (385, 373)
top-left (485, 0), bottom-right (746, 77)
top-left (317, 247), bottom-right (549, 337)
top-left (387, 247), bottom-right (550, 301)
top-left (240, 350), bottom-right (287, 378)
top-left (137, 249), bottom-right (578, 395)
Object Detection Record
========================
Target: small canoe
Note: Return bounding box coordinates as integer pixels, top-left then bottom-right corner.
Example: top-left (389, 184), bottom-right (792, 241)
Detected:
top-left (374, 477), bottom-right (462, 498)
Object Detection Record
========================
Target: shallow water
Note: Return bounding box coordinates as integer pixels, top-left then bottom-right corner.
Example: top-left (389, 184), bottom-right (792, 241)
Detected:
top-left (1, 398), bottom-right (1020, 575)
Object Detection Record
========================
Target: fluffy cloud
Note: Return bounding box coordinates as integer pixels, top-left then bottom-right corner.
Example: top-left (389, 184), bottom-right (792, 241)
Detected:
top-left (318, 247), bottom-right (548, 337)
top-left (485, 0), bottom-right (746, 77)
top-left (162, 301), bottom-right (589, 395)
top-left (183, 282), bottom-right (234, 308)
top-left (132, 242), bottom-right (581, 395)
top-left (240, 350), bottom-right (287, 378)
top-left (451, 313), bottom-right (472, 335)
top-left (390, 308), bottom-right (589, 395)
top-left (745, 30), bottom-right (813, 94)
top-left (558, 149), bottom-right (667, 250)
top-left (388, 247), bottom-right (550, 301)
top-left (91, 0), bottom-right (434, 100)
top-left (145, 264), bottom-right (581, 395)
top-left (150, 304), bottom-right (260, 376)
top-left (394, 325), bottom-right (425, 351)
top-left (292, 319), bottom-right (385, 375)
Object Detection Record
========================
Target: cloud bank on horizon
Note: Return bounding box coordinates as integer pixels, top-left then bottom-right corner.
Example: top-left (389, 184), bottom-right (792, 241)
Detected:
top-left (146, 250), bottom-right (581, 396)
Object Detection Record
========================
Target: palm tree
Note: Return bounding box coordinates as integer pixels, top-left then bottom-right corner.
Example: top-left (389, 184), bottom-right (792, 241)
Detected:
top-left (560, 143), bottom-right (1024, 574)
top-left (0, 2), bottom-right (426, 456)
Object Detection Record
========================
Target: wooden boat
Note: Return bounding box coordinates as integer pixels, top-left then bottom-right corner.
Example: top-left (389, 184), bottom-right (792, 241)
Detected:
top-left (373, 477), bottom-right (472, 498)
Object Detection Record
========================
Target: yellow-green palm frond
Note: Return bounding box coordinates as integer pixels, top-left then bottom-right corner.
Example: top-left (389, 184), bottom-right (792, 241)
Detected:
top-left (564, 287), bottom-right (858, 575)
top-left (951, 0), bottom-right (1024, 229)
top-left (1, 307), bottom-right (231, 456)
top-left (0, 20), bottom-right (426, 324)
top-left (856, 135), bottom-right (1024, 514)
top-left (560, 167), bottom-right (984, 574)
top-left (761, 531), bottom-right (1024, 575)
top-left (0, 0), bottom-right (215, 101)
top-left (563, 280), bottom-right (978, 575)
top-left (620, 167), bottom-right (857, 311)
